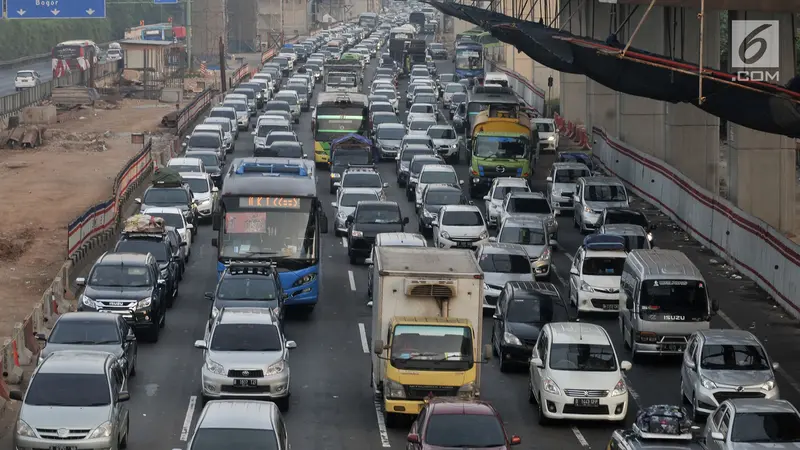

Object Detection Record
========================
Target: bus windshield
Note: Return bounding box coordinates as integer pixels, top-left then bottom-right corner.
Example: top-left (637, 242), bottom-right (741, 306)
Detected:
top-left (220, 197), bottom-right (317, 261)
top-left (455, 47), bottom-right (482, 70)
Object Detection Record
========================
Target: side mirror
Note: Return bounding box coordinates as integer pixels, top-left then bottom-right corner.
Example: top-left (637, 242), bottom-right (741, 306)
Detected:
top-left (365, 257), bottom-right (373, 265)
top-left (193, 340), bottom-right (207, 349)
top-left (134, 198), bottom-right (142, 204)
top-left (36, 333), bottom-right (47, 341)
top-left (685, 360), bottom-right (696, 370)
top-left (569, 267), bottom-right (579, 276)
top-left (126, 332), bottom-right (136, 342)
top-left (9, 391), bottom-right (23, 401)
top-left (690, 425), bottom-right (702, 433)
top-left (302, 154), bottom-right (307, 159)
top-left (407, 434), bottom-right (420, 444)
top-left (204, 292), bottom-right (214, 301)
top-left (510, 436), bottom-right (521, 446)
top-left (373, 339), bottom-right (385, 355)
top-left (211, 238), bottom-right (218, 247)
top-left (212, 186), bottom-right (219, 192)
top-left (459, 180), bottom-right (464, 185)
top-left (711, 432), bottom-right (725, 441)
top-left (546, 176), bottom-right (553, 182)
top-left (157, 278), bottom-right (166, 285)
top-left (251, 131), bottom-right (256, 135)
top-left (118, 392), bottom-right (131, 402)
top-left (181, 142), bottom-right (187, 148)
top-left (531, 357), bottom-right (544, 368)
top-left (620, 360), bottom-right (632, 371)
top-left (626, 298), bottom-right (634, 310)
top-left (402, 217), bottom-right (409, 225)
top-left (483, 195), bottom-right (490, 201)
top-left (772, 361), bottom-right (780, 370)
top-left (488, 237), bottom-right (497, 242)
top-left (333, 181), bottom-right (341, 188)
top-left (186, 224), bottom-right (195, 230)
top-left (75, 277), bottom-right (86, 286)
top-left (331, 201), bottom-right (337, 208)
top-left (492, 313), bottom-right (502, 320)
top-left (383, 182), bottom-right (389, 188)
top-left (286, 340), bottom-right (298, 349)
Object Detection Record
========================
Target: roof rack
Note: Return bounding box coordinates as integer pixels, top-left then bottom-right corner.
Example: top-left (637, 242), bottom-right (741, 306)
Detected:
top-left (346, 163), bottom-right (376, 169)
top-left (234, 161), bottom-right (309, 176)
top-left (582, 234), bottom-right (626, 251)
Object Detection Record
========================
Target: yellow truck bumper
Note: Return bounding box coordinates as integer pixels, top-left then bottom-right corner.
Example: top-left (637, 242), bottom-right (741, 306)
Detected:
top-left (385, 398), bottom-right (425, 415)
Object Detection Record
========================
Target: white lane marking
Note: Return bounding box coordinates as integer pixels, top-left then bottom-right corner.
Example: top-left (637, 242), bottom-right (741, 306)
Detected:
top-left (571, 425), bottom-right (590, 448)
top-left (358, 323), bottom-right (369, 353)
top-left (373, 396), bottom-right (392, 447)
top-left (349, 270), bottom-right (356, 291)
top-left (717, 310), bottom-right (800, 395)
top-left (180, 395), bottom-right (197, 441)
top-left (564, 251), bottom-right (574, 263)
top-left (342, 236), bottom-right (348, 247)
top-left (623, 373), bottom-right (641, 406)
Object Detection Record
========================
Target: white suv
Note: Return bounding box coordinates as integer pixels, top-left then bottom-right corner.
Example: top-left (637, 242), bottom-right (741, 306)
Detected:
top-left (568, 235), bottom-right (628, 314)
top-left (483, 177), bottom-right (530, 228)
top-left (433, 205), bottom-right (489, 250)
top-left (529, 322), bottom-right (631, 424)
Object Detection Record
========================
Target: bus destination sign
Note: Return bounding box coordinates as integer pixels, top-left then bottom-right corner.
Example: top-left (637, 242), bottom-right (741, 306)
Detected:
top-left (240, 196), bottom-right (301, 209)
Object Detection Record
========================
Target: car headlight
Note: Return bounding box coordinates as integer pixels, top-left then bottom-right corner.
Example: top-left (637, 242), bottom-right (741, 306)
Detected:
top-left (479, 230), bottom-right (489, 240)
top-left (16, 420), bottom-right (36, 438)
top-left (579, 280), bottom-right (595, 292)
top-left (451, 143), bottom-right (458, 148)
top-left (538, 247), bottom-right (551, 262)
top-left (337, 210), bottom-right (347, 219)
top-left (211, 306), bottom-right (219, 318)
top-left (81, 294), bottom-right (97, 309)
top-left (331, 173), bottom-right (341, 178)
top-left (265, 360), bottom-right (286, 376)
top-left (205, 358), bottom-right (225, 375)
top-left (351, 230), bottom-right (363, 237)
top-left (503, 332), bottom-right (522, 346)
top-left (701, 377), bottom-right (718, 390)
top-left (440, 230), bottom-right (450, 239)
top-left (293, 273), bottom-right (317, 287)
top-left (542, 378), bottom-right (561, 395)
top-left (87, 421), bottom-right (113, 439)
top-left (762, 379), bottom-right (776, 390)
top-left (611, 378), bottom-right (627, 396)
top-left (647, 232), bottom-right (653, 241)
top-left (386, 379), bottom-right (406, 398)
top-left (547, 136), bottom-right (555, 141)
top-left (136, 297), bottom-right (152, 309)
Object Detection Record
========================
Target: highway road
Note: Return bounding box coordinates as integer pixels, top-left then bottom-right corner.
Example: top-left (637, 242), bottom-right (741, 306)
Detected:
top-left (97, 57), bottom-right (800, 450)
top-left (0, 59), bottom-right (51, 97)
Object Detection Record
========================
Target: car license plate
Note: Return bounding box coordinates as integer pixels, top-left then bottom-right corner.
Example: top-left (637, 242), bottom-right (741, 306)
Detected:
top-left (456, 241), bottom-right (471, 248)
top-left (574, 398), bottom-right (600, 407)
top-left (51, 446), bottom-right (77, 450)
top-left (233, 379), bottom-right (258, 387)
top-left (662, 344), bottom-right (685, 352)
top-left (602, 303), bottom-right (618, 310)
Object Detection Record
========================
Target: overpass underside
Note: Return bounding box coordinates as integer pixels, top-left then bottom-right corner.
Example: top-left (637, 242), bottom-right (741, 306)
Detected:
top-left (444, 0), bottom-right (798, 235)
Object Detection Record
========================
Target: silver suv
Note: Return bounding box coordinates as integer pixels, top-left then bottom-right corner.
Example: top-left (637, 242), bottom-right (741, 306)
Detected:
top-left (11, 351), bottom-right (131, 450)
top-left (194, 307), bottom-right (297, 410)
top-left (188, 400), bottom-right (289, 450)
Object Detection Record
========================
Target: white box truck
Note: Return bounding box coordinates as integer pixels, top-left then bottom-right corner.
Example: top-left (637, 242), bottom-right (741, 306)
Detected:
top-left (370, 247), bottom-right (489, 427)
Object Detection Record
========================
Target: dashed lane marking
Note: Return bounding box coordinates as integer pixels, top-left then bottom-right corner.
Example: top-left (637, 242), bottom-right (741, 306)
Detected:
top-left (179, 395), bottom-right (197, 441)
top-left (342, 236), bottom-right (348, 247)
top-left (717, 310), bottom-right (800, 396)
top-left (349, 270), bottom-right (356, 291)
top-left (571, 425), bottom-right (590, 448)
top-left (358, 323), bottom-right (369, 354)
top-left (373, 396), bottom-right (392, 447)
top-left (622, 373), bottom-right (641, 406)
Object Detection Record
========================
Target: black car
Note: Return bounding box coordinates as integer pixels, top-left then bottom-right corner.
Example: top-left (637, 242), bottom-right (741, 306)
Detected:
top-left (185, 151), bottom-right (223, 186)
top-left (259, 141), bottom-right (304, 159)
top-left (329, 151), bottom-right (373, 194)
top-left (406, 155), bottom-right (445, 201)
top-left (76, 252), bottom-right (168, 342)
top-left (346, 201), bottom-right (409, 264)
top-left (258, 131), bottom-right (301, 157)
top-left (490, 281), bottom-right (571, 372)
top-left (396, 144), bottom-right (435, 187)
top-left (114, 229), bottom-right (182, 308)
top-left (429, 44), bottom-right (448, 60)
top-left (37, 311), bottom-right (138, 376)
top-left (205, 262), bottom-right (285, 328)
top-left (417, 185), bottom-right (470, 236)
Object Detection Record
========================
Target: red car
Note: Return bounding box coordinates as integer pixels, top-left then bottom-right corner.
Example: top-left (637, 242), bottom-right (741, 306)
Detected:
top-left (406, 398), bottom-right (522, 449)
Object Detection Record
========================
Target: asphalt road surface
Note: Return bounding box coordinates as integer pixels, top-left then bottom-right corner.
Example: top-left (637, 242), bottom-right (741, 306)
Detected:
top-left (99, 57), bottom-right (800, 450)
top-left (0, 59), bottom-right (51, 97)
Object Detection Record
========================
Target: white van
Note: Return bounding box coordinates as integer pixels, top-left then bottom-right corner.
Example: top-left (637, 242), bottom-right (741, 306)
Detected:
top-left (619, 249), bottom-right (718, 361)
top-left (484, 72), bottom-right (510, 88)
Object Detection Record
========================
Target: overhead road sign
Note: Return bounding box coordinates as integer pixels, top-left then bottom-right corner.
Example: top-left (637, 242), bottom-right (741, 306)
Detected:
top-left (6, 0), bottom-right (107, 19)
top-left (154, 0), bottom-right (179, 4)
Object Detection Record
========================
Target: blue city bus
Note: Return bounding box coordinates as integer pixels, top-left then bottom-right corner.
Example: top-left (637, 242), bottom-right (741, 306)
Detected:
top-left (212, 158), bottom-right (329, 314)
top-left (454, 42), bottom-right (484, 79)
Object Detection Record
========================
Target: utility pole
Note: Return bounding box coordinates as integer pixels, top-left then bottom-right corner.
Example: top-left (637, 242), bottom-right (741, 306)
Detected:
top-left (219, 36), bottom-right (227, 92)
top-left (279, 0), bottom-right (285, 47)
top-left (185, 0), bottom-right (193, 70)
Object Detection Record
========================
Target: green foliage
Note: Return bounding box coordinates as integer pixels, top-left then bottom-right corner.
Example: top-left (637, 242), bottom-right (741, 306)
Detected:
top-left (0, 1), bottom-right (183, 61)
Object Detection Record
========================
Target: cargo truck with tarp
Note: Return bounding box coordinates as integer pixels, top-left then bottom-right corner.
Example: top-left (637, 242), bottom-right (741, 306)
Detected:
top-left (468, 102), bottom-right (538, 197)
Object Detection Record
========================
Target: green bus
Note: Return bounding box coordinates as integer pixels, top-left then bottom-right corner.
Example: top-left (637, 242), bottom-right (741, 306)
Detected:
top-left (312, 92), bottom-right (369, 165)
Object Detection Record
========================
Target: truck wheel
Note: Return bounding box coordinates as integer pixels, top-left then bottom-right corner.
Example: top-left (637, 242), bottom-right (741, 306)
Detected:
top-left (383, 410), bottom-right (398, 429)
top-left (147, 324), bottom-right (160, 343)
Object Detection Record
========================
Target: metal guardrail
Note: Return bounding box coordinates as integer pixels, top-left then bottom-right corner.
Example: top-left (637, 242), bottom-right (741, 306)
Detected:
top-left (0, 41), bottom-right (115, 70)
top-left (0, 60), bottom-right (122, 117)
